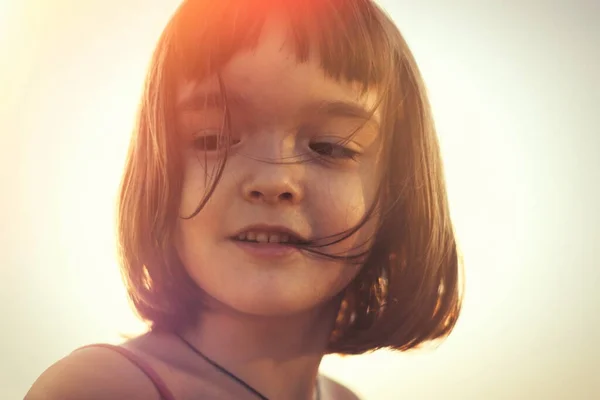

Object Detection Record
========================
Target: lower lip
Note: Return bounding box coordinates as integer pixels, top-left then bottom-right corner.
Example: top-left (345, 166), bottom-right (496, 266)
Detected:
top-left (231, 240), bottom-right (300, 259)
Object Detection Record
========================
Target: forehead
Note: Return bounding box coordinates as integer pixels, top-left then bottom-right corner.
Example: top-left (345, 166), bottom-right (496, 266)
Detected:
top-left (176, 15), bottom-right (381, 119)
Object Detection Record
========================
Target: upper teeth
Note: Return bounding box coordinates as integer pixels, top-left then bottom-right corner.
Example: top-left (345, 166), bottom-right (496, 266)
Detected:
top-left (237, 232), bottom-right (292, 243)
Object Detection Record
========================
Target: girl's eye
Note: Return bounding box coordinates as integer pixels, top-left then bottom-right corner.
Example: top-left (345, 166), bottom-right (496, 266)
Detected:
top-left (192, 132), bottom-right (240, 151)
top-left (309, 142), bottom-right (360, 160)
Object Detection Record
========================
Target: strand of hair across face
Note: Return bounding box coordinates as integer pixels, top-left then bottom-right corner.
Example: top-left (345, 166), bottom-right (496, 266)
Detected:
top-left (175, 333), bottom-right (320, 400)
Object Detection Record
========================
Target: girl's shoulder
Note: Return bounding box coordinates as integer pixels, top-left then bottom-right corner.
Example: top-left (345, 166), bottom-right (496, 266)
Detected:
top-left (320, 375), bottom-right (362, 400)
top-left (25, 332), bottom-right (229, 400)
top-left (26, 332), bottom-right (362, 400)
top-left (25, 341), bottom-right (165, 400)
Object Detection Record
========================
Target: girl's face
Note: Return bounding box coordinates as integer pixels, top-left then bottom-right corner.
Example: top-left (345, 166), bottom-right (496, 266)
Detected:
top-left (174, 17), bottom-right (382, 317)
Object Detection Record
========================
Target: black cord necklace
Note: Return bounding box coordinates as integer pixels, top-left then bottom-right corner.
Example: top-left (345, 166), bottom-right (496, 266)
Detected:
top-left (175, 333), bottom-right (321, 400)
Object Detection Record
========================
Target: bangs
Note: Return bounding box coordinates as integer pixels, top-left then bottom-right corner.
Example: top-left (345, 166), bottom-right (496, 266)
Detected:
top-left (165, 0), bottom-right (397, 92)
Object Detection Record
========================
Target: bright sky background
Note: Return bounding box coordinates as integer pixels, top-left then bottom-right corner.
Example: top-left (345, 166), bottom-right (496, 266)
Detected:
top-left (1, 0), bottom-right (599, 398)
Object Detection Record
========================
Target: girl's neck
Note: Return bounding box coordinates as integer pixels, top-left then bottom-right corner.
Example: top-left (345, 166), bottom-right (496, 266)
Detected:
top-left (180, 299), bottom-right (339, 399)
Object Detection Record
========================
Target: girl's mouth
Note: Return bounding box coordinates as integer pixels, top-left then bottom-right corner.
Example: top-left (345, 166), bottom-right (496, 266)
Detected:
top-left (232, 231), bottom-right (309, 245)
top-left (229, 226), bottom-right (310, 259)
top-left (231, 238), bottom-right (302, 259)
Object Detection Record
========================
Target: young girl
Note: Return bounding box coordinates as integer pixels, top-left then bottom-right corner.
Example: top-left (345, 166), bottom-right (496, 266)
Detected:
top-left (26, 0), bottom-right (461, 399)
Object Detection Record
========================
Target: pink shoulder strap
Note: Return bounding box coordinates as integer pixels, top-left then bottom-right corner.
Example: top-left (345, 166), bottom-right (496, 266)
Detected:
top-left (78, 344), bottom-right (177, 400)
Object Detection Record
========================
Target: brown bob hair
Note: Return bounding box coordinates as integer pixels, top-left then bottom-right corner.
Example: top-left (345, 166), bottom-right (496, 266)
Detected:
top-left (117, 0), bottom-right (463, 355)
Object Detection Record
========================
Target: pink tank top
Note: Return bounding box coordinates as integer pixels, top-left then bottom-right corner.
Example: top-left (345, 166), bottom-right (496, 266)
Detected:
top-left (78, 344), bottom-right (176, 400)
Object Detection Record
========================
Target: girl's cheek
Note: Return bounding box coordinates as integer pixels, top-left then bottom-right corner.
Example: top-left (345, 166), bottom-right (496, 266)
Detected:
top-left (179, 161), bottom-right (212, 213)
top-left (312, 169), bottom-right (379, 254)
top-left (318, 176), bottom-right (368, 227)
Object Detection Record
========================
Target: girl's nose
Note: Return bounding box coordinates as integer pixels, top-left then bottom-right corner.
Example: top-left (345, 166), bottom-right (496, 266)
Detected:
top-left (239, 129), bottom-right (307, 205)
top-left (241, 163), bottom-right (305, 206)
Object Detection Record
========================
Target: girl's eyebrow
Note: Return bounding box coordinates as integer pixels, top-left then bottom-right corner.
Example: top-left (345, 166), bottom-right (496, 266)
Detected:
top-left (178, 89), bottom-right (379, 129)
top-left (304, 100), bottom-right (380, 129)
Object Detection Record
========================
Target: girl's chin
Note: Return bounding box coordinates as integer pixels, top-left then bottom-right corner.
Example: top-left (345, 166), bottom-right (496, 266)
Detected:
top-left (202, 288), bottom-right (336, 318)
